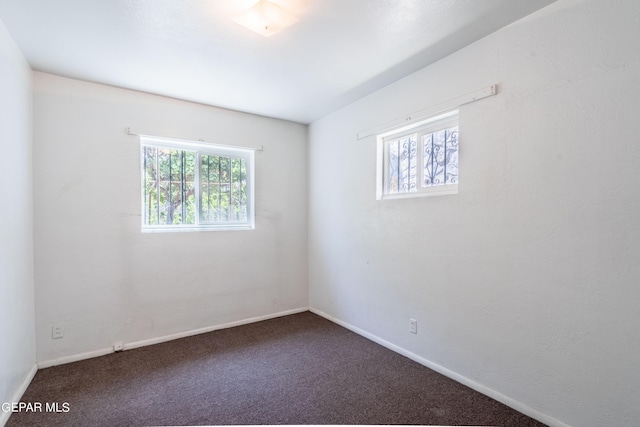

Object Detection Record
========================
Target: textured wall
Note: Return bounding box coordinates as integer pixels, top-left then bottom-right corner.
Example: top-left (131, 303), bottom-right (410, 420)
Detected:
top-left (33, 73), bottom-right (308, 365)
top-left (308, 1), bottom-right (640, 426)
top-left (0, 17), bottom-right (35, 426)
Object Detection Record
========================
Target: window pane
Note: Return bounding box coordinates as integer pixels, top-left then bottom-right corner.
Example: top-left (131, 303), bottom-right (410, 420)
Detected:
top-left (168, 150), bottom-right (182, 224)
top-left (231, 158), bottom-right (247, 222)
top-left (200, 155), bottom-right (212, 222)
top-left (200, 155), bottom-right (214, 222)
top-left (183, 151), bottom-right (196, 224)
top-left (424, 126), bottom-right (458, 187)
top-left (386, 140), bottom-right (399, 194)
top-left (143, 146), bottom-right (159, 225)
top-left (166, 150), bottom-right (196, 225)
top-left (200, 154), bottom-right (247, 223)
top-left (157, 148), bottom-right (171, 224)
top-left (386, 135), bottom-right (417, 194)
top-left (142, 147), bottom-right (196, 226)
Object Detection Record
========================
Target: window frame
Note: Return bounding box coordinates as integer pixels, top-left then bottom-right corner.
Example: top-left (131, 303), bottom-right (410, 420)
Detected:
top-left (140, 136), bottom-right (255, 232)
top-left (376, 110), bottom-right (459, 200)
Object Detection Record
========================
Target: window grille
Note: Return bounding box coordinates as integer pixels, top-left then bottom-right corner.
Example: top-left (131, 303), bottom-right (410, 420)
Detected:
top-left (378, 111), bottom-right (458, 199)
top-left (140, 137), bottom-right (254, 231)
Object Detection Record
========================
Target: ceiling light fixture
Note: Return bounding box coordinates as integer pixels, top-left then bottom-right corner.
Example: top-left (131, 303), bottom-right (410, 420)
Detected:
top-left (232, 0), bottom-right (299, 37)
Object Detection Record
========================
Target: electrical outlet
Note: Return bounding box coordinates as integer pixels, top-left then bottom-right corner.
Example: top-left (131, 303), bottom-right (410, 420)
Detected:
top-left (113, 341), bottom-right (124, 352)
top-left (52, 324), bottom-right (64, 339)
top-left (409, 318), bottom-right (418, 334)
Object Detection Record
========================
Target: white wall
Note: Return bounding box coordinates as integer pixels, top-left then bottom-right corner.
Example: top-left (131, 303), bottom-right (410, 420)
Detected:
top-left (308, 1), bottom-right (640, 426)
top-left (33, 73), bottom-right (308, 364)
top-left (0, 17), bottom-right (35, 426)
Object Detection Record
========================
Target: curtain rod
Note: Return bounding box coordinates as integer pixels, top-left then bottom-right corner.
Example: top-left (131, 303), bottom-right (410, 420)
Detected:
top-left (126, 127), bottom-right (264, 152)
top-left (357, 84), bottom-right (498, 140)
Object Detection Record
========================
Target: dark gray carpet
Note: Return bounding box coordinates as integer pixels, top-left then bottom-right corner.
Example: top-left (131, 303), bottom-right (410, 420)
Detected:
top-left (8, 311), bottom-right (546, 426)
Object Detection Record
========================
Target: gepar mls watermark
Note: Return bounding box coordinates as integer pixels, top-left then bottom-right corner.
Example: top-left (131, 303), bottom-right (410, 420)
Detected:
top-left (2, 401), bottom-right (70, 413)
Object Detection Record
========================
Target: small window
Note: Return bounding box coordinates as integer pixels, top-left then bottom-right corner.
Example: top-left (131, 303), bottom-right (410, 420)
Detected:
top-left (140, 136), bottom-right (254, 231)
top-left (377, 110), bottom-right (458, 200)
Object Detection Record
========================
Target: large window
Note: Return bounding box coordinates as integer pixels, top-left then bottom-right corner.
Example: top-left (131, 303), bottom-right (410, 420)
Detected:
top-left (377, 110), bottom-right (458, 200)
top-left (140, 136), bottom-right (254, 231)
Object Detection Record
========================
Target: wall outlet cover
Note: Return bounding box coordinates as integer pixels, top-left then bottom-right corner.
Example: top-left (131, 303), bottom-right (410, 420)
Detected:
top-left (409, 318), bottom-right (418, 334)
top-left (52, 324), bottom-right (64, 339)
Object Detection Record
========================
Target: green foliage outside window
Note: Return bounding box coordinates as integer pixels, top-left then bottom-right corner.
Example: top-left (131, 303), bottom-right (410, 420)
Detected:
top-left (142, 146), bottom-right (248, 227)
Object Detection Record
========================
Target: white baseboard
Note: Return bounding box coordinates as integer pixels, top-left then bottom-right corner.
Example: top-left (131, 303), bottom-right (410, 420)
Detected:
top-left (125, 307), bottom-right (309, 351)
top-left (38, 307), bottom-right (309, 369)
top-left (309, 307), bottom-right (570, 427)
top-left (0, 363), bottom-right (38, 427)
top-left (37, 347), bottom-right (114, 369)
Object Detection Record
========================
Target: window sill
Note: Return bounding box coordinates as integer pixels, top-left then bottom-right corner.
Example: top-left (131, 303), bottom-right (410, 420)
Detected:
top-left (142, 224), bottom-right (255, 233)
top-left (378, 184), bottom-right (458, 200)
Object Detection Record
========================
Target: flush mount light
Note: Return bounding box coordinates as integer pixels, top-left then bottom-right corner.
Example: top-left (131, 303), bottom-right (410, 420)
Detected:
top-left (232, 0), bottom-right (299, 37)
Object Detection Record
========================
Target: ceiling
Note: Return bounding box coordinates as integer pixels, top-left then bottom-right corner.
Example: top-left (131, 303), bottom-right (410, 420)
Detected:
top-left (0, 0), bottom-right (556, 124)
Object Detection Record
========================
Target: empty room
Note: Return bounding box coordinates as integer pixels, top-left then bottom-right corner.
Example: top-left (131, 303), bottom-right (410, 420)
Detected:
top-left (1, 0), bottom-right (639, 426)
